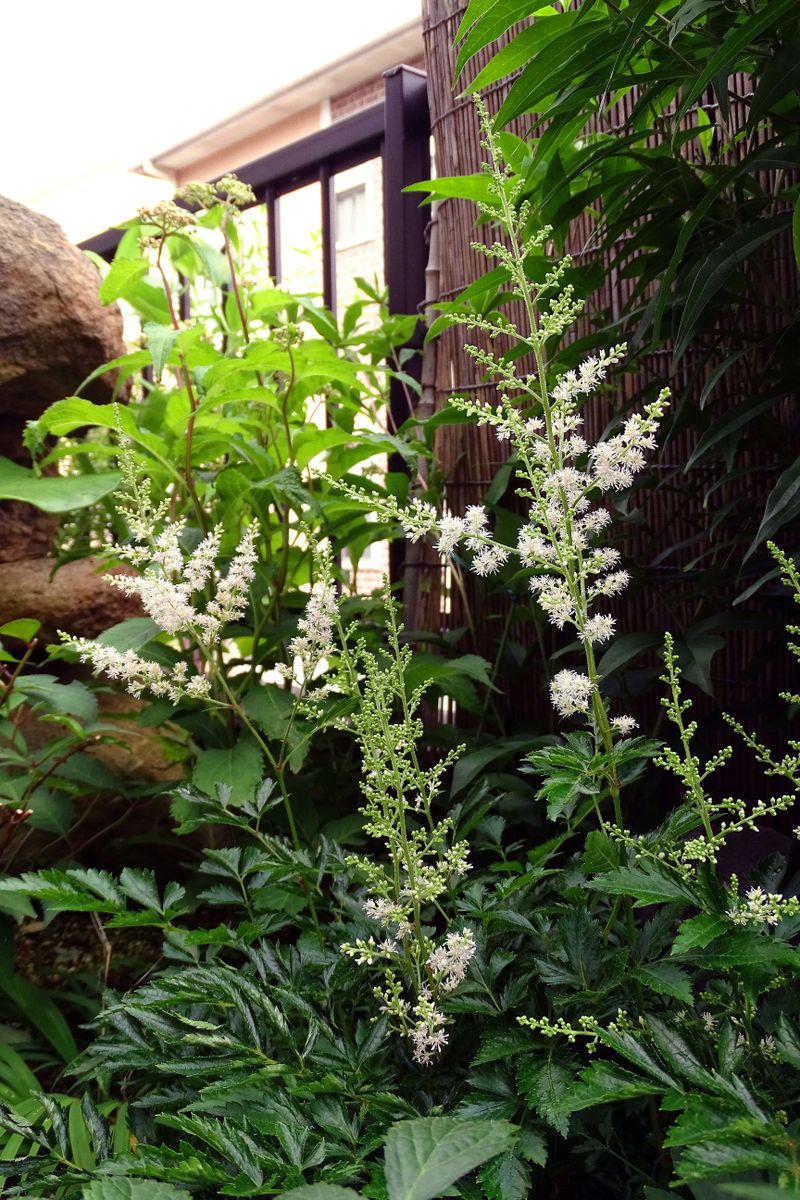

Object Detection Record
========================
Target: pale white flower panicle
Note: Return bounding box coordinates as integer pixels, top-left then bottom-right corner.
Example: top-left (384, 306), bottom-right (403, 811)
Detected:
top-left (279, 576), bottom-right (338, 687)
top-left (399, 498), bottom-right (439, 542)
top-left (427, 929), bottom-right (476, 993)
top-left (581, 614), bottom-right (616, 645)
top-left (61, 519), bottom-right (260, 702)
top-left (409, 989), bottom-right (449, 1065)
top-left (67, 640), bottom-right (211, 703)
top-left (205, 522), bottom-right (259, 628)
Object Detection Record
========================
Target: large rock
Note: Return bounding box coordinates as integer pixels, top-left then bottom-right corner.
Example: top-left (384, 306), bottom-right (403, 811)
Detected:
top-left (0, 194), bottom-right (126, 418)
top-left (0, 558), bottom-right (143, 643)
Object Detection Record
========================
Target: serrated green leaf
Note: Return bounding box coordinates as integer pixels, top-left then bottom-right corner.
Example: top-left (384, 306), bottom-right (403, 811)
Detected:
top-left (14, 675), bottom-right (97, 723)
top-left (472, 1029), bottom-right (536, 1067)
top-left (97, 617), bottom-right (161, 652)
top-left (118, 868), bottom-right (162, 913)
top-left (478, 1150), bottom-right (530, 1200)
top-left (193, 737), bottom-right (263, 805)
top-left (581, 830), bottom-right (620, 875)
top-left (671, 912), bottom-right (727, 956)
top-left (82, 1179), bottom-right (191, 1200)
top-left (564, 1060), bottom-right (663, 1112)
top-left (632, 962), bottom-right (693, 1005)
top-left (383, 1116), bottom-right (516, 1200)
top-left (280, 1188), bottom-right (362, 1200)
top-left (516, 1052), bottom-right (574, 1135)
top-left (587, 861), bottom-right (696, 907)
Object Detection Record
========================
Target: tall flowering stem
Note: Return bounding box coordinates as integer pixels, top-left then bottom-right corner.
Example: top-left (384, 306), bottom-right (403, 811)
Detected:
top-left (328, 584), bottom-right (474, 1065)
top-left (335, 97), bottom-right (669, 824)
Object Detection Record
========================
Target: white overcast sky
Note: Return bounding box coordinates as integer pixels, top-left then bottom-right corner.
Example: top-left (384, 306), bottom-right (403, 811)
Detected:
top-left (2, 0), bottom-right (420, 239)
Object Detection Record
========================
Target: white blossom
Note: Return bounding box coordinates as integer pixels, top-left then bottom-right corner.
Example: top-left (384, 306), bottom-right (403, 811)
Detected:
top-left (427, 929), bottom-right (475, 992)
top-left (518, 528), bottom-right (556, 566)
top-left (726, 886), bottom-right (786, 927)
top-left (205, 522), bottom-right (259, 627)
top-left (464, 505), bottom-right (489, 538)
top-left (580, 615), bottom-right (616, 644)
top-left (550, 669), bottom-right (596, 717)
top-left (65, 639), bottom-right (209, 702)
top-left (409, 988), bottom-right (449, 1065)
top-left (471, 544), bottom-right (509, 576)
top-left (281, 575), bottom-right (338, 686)
top-left (182, 526), bottom-right (223, 593)
top-left (611, 715), bottom-right (638, 735)
top-left (109, 572), bottom-right (201, 636)
top-left (435, 514), bottom-right (466, 557)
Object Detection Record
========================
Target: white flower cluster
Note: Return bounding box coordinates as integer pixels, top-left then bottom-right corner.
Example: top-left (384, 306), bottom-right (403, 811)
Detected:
top-left (108, 521), bottom-right (258, 644)
top-left (726, 885), bottom-right (799, 928)
top-left (409, 988), bottom-right (449, 1064)
top-left (278, 577), bottom-right (338, 687)
top-left (433, 505), bottom-right (509, 576)
top-left (362, 897), bottom-right (412, 940)
top-left (346, 925), bottom-right (475, 1066)
top-left (427, 928), bottom-right (475, 992)
top-left (62, 521), bottom-right (259, 702)
top-left (66, 641), bottom-right (212, 702)
top-left (389, 348), bottom-right (668, 694)
top-left (550, 669), bottom-right (596, 717)
top-left (387, 341), bottom-right (668, 722)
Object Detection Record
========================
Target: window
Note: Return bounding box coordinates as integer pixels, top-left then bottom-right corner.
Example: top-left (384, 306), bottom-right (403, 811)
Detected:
top-left (335, 183), bottom-right (369, 247)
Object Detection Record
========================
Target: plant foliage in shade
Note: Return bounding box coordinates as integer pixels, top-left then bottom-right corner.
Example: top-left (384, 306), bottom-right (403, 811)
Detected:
top-left (410, 0), bottom-right (800, 723)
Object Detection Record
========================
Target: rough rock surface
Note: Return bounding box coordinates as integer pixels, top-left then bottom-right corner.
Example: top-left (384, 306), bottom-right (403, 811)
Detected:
top-left (0, 558), bottom-right (143, 642)
top-left (0, 194), bottom-right (126, 418)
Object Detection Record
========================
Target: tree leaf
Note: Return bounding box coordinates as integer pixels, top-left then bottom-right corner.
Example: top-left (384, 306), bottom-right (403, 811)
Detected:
top-left (143, 322), bottom-right (178, 382)
top-left (674, 214), bottom-right (791, 363)
top-left (674, 0), bottom-right (798, 124)
top-left (747, 455), bottom-right (800, 557)
top-left (383, 1116), bottom-right (516, 1200)
top-left (478, 1150), bottom-right (531, 1200)
top-left (0, 619), bottom-right (40, 643)
top-left (98, 258), bottom-right (148, 305)
top-left (192, 737), bottom-right (263, 806)
top-left (632, 961), bottom-right (693, 1005)
top-left (0, 456), bottom-right (120, 513)
top-left (82, 1180), bottom-right (191, 1200)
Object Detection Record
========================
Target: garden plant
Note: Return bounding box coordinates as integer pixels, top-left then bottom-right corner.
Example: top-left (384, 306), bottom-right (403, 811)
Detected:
top-left (0, 3), bottom-right (799, 1199)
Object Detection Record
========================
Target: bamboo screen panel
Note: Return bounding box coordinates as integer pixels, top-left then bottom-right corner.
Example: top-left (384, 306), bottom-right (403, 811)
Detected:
top-left (418, 0), bottom-right (800, 735)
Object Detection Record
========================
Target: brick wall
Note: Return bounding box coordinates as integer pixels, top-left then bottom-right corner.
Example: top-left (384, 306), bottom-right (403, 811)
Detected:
top-left (330, 54), bottom-right (425, 120)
